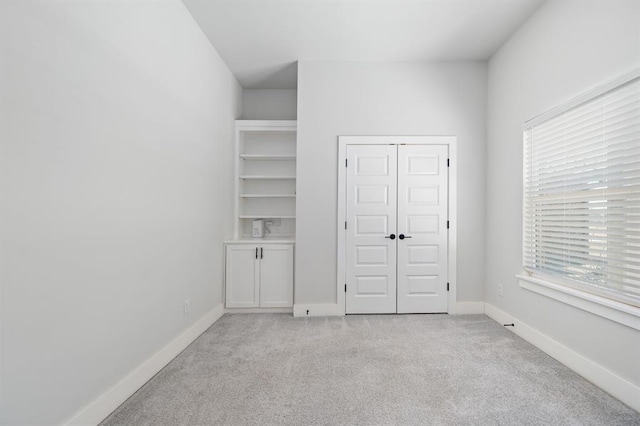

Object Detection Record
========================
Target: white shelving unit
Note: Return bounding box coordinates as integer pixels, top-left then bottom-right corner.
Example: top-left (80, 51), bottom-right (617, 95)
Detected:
top-left (226, 120), bottom-right (296, 312)
top-left (233, 120), bottom-right (297, 240)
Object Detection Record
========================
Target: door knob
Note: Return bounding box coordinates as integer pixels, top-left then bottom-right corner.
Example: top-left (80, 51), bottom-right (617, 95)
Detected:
top-left (398, 234), bottom-right (412, 240)
top-left (385, 234), bottom-right (396, 240)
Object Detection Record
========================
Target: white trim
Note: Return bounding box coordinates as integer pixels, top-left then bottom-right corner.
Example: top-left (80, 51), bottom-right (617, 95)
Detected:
top-left (225, 307), bottom-right (293, 314)
top-left (447, 139), bottom-right (458, 315)
top-left (234, 125), bottom-right (240, 238)
top-left (338, 141), bottom-right (347, 316)
top-left (337, 140), bottom-right (348, 316)
top-left (484, 303), bottom-right (640, 413)
top-left (65, 304), bottom-right (225, 425)
top-left (523, 68), bottom-right (640, 128)
top-left (336, 135), bottom-right (458, 316)
top-left (337, 135), bottom-right (457, 145)
top-left (293, 304), bottom-right (339, 317)
top-left (517, 274), bottom-right (640, 331)
top-left (450, 301), bottom-right (485, 315)
top-left (235, 120), bottom-right (297, 128)
top-left (224, 239), bottom-right (295, 244)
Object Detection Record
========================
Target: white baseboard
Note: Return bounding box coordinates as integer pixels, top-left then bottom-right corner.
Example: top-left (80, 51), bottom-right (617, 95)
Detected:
top-left (293, 302), bottom-right (484, 317)
top-left (293, 303), bottom-right (339, 317)
top-left (450, 301), bottom-right (485, 314)
top-left (225, 307), bottom-right (293, 314)
top-left (65, 304), bottom-right (225, 426)
top-left (484, 303), bottom-right (640, 412)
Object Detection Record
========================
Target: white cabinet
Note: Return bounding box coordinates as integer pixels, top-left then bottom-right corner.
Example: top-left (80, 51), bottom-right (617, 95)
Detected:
top-left (225, 243), bottom-right (294, 309)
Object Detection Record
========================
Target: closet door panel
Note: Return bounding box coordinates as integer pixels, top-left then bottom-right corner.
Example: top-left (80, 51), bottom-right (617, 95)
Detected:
top-left (345, 145), bottom-right (397, 314)
top-left (397, 145), bottom-right (448, 314)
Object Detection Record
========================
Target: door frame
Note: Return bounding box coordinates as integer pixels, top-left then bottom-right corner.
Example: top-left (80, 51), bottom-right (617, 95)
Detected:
top-left (337, 136), bottom-right (458, 316)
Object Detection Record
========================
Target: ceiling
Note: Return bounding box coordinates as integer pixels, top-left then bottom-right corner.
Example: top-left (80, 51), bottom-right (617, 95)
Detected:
top-left (182, 0), bottom-right (545, 89)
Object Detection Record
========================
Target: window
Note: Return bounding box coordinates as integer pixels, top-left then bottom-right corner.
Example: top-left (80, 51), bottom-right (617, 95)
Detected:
top-left (523, 73), bottom-right (640, 308)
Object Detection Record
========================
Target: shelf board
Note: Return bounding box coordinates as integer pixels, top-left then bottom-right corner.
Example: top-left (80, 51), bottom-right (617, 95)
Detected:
top-left (235, 120), bottom-right (297, 128)
top-left (239, 215), bottom-right (296, 219)
top-left (226, 238), bottom-right (295, 244)
top-left (240, 194), bottom-right (296, 198)
top-left (240, 154), bottom-right (296, 161)
top-left (239, 175), bottom-right (296, 180)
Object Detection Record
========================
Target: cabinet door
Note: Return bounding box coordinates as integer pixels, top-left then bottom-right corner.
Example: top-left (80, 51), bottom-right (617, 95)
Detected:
top-left (259, 244), bottom-right (294, 308)
top-left (225, 245), bottom-right (259, 308)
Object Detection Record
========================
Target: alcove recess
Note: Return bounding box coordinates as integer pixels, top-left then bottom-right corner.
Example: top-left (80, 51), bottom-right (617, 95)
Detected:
top-left (233, 120), bottom-right (297, 240)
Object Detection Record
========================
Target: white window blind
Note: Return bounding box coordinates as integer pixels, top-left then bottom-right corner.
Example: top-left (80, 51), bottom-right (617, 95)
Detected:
top-left (523, 75), bottom-right (640, 307)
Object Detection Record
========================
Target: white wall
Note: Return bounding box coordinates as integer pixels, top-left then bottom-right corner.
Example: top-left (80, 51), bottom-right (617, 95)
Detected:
top-left (0, 1), bottom-right (241, 423)
top-left (296, 62), bottom-right (487, 305)
top-left (242, 89), bottom-right (297, 119)
top-left (486, 0), bottom-right (640, 388)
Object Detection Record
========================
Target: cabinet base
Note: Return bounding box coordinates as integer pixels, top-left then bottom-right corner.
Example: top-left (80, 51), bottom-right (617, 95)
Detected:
top-left (224, 307), bottom-right (293, 314)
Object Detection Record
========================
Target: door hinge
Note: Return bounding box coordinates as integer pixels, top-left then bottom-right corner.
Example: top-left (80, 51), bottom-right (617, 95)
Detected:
top-left (345, 284), bottom-right (347, 292)
top-left (447, 158), bottom-right (450, 167)
top-left (447, 220), bottom-right (450, 229)
top-left (447, 282), bottom-right (450, 292)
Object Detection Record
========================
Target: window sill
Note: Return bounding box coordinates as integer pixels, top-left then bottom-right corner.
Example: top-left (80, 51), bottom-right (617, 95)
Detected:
top-left (516, 274), bottom-right (640, 331)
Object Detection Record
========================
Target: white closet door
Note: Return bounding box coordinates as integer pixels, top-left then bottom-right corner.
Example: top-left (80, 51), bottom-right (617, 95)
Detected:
top-left (345, 145), bottom-right (398, 314)
top-left (396, 145), bottom-right (448, 313)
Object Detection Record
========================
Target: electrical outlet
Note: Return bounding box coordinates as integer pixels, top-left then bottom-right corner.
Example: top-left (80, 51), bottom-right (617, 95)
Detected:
top-left (183, 298), bottom-right (190, 315)
top-left (497, 284), bottom-right (504, 297)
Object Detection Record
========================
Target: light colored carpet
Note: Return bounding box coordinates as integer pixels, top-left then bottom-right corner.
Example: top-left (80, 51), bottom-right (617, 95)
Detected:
top-left (101, 314), bottom-right (640, 425)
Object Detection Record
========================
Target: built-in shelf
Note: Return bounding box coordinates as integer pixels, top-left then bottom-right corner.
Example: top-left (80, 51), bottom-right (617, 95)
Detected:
top-left (240, 154), bottom-right (296, 161)
top-left (239, 215), bottom-right (296, 219)
top-left (240, 194), bottom-right (296, 198)
top-left (234, 120), bottom-right (297, 240)
top-left (239, 175), bottom-right (296, 180)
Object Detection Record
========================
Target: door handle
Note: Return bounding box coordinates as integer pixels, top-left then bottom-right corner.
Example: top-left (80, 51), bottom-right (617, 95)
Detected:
top-left (385, 234), bottom-right (396, 240)
top-left (256, 247), bottom-right (258, 259)
top-left (260, 247), bottom-right (263, 259)
top-left (398, 234), bottom-right (412, 240)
